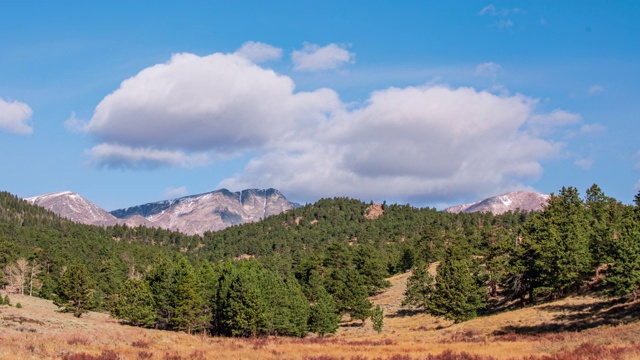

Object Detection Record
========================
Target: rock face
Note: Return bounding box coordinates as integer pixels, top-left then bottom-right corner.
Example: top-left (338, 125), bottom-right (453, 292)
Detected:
top-left (444, 191), bottom-right (550, 215)
top-left (364, 204), bottom-right (384, 220)
top-left (26, 188), bottom-right (298, 236)
top-left (110, 188), bottom-right (297, 235)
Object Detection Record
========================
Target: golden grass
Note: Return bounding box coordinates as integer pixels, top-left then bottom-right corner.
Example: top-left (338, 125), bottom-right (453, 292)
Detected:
top-left (2, 274), bottom-right (640, 360)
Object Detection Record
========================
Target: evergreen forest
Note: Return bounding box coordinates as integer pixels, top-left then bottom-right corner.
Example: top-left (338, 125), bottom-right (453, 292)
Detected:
top-left (1, 184), bottom-right (639, 337)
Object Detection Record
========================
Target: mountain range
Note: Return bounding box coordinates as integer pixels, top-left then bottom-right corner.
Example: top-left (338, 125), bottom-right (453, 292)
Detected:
top-left (26, 188), bottom-right (298, 235)
top-left (25, 189), bottom-right (549, 236)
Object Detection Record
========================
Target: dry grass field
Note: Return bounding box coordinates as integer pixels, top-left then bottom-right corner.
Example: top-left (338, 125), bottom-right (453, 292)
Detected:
top-left (2, 272), bottom-right (640, 360)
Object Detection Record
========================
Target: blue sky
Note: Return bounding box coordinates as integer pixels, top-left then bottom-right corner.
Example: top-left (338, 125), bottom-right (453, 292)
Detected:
top-left (1, 1), bottom-right (639, 211)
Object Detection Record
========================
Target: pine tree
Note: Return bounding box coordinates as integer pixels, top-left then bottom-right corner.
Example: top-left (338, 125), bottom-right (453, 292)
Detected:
top-left (518, 187), bottom-right (593, 301)
top-left (112, 278), bottom-right (156, 327)
top-left (308, 285), bottom-right (339, 337)
top-left (371, 304), bottom-right (384, 333)
top-left (173, 269), bottom-right (207, 334)
top-left (606, 194), bottom-right (640, 301)
top-left (428, 245), bottom-right (486, 323)
top-left (53, 263), bottom-right (94, 318)
top-left (221, 265), bottom-right (268, 337)
top-left (402, 261), bottom-right (435, 310)
top-left (146, 258), bottom-right (179, 329)
top-left (326, 267), bottom-right (372, 323)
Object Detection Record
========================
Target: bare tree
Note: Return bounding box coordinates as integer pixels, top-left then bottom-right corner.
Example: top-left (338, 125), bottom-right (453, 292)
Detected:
top-left (27, 261), bottom-right (42, 296)
top-left (3, 258), bottom-right (28, 294)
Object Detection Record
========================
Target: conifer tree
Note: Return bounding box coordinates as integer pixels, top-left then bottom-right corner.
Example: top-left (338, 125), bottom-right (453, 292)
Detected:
top-left (402, 261), bottom-right (435, 310)
top-left (606, 193), bottom-right (640, 301)
top-left (428, 245), bottom-right (486, 323)
top-left (173, 269), bottom-right (207, 334)
top-left (309, 285), bottom-right (339, 336)
top-left (54, 263), bottom-right (94, 318)
top-left (371, 304), bottom-right (384, 333)
top-left (221, 265), bottom-right (268, 337)
top-left (112, 278), bottom-right (155, 327)
top-left (518, 187), bottom-right (593, 301)
top-left (326, 267), bottom-right (372, 323)
top-left (146, 257), bottom-right (180, 329)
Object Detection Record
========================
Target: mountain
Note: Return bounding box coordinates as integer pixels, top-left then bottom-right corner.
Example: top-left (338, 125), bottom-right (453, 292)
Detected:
top-left (25, 188), bottom-right (298, 235)
top-left (111, 188), bottom-right (297, 235)
top-left (444, 191), bottom-right (550, 215)
top-left (25, 191), bottom-right (120, 226)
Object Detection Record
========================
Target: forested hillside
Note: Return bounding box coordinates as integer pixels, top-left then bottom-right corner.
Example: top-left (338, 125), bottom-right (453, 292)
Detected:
top-left (2, 184), bottom-right (639, 338)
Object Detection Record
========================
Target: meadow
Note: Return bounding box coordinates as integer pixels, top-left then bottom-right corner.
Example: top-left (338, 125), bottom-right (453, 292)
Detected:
top-left (2, 272), bottom-right (640, 360)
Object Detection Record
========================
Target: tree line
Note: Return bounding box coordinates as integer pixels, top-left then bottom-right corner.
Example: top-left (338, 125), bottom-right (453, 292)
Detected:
top-left (2, 185), bottom-right (640, 335)
top-left (402, 185), bottom-right (640, 322)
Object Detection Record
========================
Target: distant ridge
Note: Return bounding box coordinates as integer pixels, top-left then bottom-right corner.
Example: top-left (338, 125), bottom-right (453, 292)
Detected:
top-left (26, 188), bottom-right (298, 235)
top-left (111, 188), bottom-right (298, 235)
top-left (444, 191), bottom-right (550, 215)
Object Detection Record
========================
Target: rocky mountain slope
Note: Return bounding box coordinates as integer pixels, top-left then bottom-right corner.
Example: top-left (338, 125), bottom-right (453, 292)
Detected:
top-left (26, 191), bottom-right (120, 226)
top-left (111, 188), bottom-right (297, 235)
top-left (444, 191), bottom-right (550, 215)
top-left (26, 188), bottom-right (297, 235)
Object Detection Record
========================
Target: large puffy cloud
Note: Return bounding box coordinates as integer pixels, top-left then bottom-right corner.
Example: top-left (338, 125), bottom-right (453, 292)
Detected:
top-left (80, 51), bottom-right (340, 167)
top-left (78, 46), bottom-right (583, 204)
top-left (291, 43), bottom-right (355, 71)
top-left (220, 85), bottom-right (563, 202)
top-left (0, 97), bottom-right (33, 135)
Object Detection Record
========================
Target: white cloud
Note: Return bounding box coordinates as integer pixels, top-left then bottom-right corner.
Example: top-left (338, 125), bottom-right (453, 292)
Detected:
top-left (480, 4), bottom-right (521, 28)
top-left (291, 43), bottom-right (355, 71)
top-left (164, 186), bottom-right (188, 198)
top-left (0, 97), bottom-right (33, 135)
top-left (235, 41), bottom-right (282, 63)
top-left (528, 109), bottom-right (582, 136)
top-left (475, 62), bottom-right (501, 79)
top-left (80, 51), bottom-right (340, 167)
top-left (79, 48), bottom-right (581, 205)
top-left (479, 5), bottom-right (497, 16)
top-left (64, 111), bottom-right (84, 132)
top-left (479, 5), bottom-right (521, 16)
top-left (579, 123), bottom-right (606, 135)
top-left (221, 85), bottom-right (564, 203)
top-left (86, 143), bottom-right (211, 169)
top-left (588, 84), bottom-right (604, 96)
top-left (574, 158), bottom-right (594, 170)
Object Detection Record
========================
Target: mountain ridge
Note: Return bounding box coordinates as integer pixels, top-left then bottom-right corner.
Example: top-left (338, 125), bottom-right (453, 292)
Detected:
top-left (26, 188), bottom-right (298, 235)
top-left (444, 191), bottom-right (550, 214)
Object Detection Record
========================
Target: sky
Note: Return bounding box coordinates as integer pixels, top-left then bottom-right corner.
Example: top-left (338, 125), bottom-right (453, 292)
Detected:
top-left (1, 1), bottom-right (639, 211)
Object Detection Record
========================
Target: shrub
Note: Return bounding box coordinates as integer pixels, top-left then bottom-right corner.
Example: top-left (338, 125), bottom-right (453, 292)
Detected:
top-left (67, 336), bottom-right (91, 346)
top-left (61, 350), bottom-right (120, 360)
top-left (137, 352), bottom-right (154, 360)
top-left (131, 340), bottom-right (151, 349)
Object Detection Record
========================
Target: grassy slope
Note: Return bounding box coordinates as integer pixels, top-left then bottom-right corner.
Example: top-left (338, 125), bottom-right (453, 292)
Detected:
top-left (2, 274), bottom-right (640, 360)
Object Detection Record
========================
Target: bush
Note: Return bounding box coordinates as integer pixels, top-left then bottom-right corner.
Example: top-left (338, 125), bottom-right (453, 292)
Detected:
top-left (15, 302), bottom-right (22, 308)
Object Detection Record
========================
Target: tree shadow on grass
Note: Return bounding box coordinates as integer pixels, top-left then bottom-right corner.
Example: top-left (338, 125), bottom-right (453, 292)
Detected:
top-left (493, 297), bottom-right (640, 336)
top-left (386, 308), bottom-right (424, 318)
